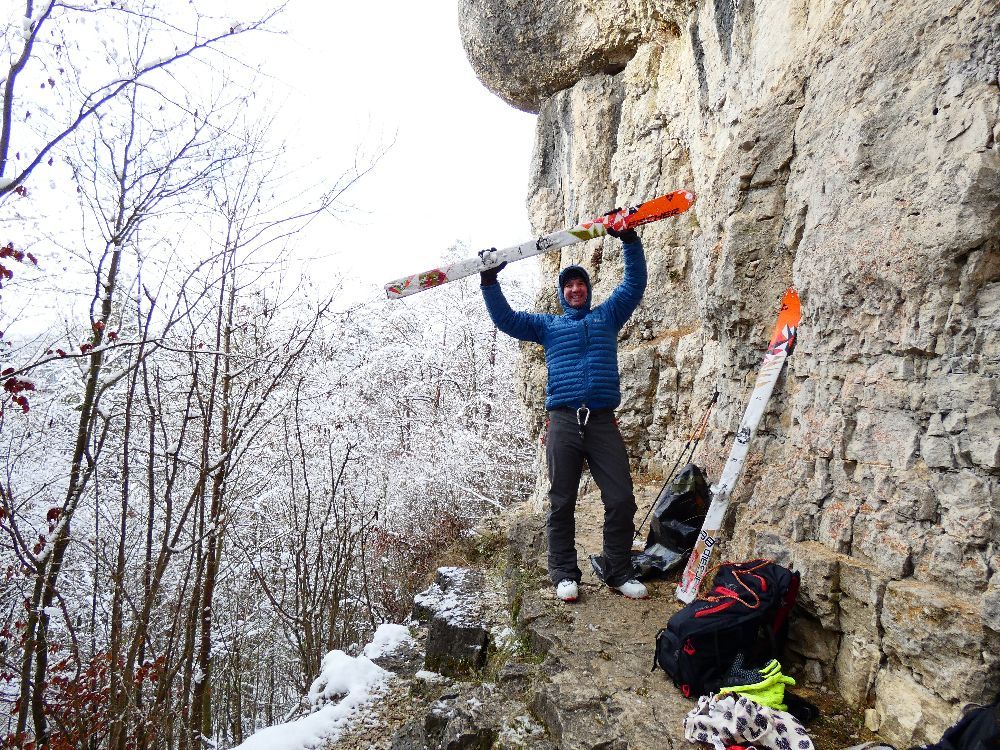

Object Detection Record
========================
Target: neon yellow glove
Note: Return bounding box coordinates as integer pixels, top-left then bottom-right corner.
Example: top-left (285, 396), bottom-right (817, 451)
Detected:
top-left (719, 660), bottom-right (796, 711)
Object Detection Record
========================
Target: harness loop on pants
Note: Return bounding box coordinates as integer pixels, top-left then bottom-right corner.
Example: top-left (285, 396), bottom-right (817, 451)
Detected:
top-left (576, 405), bottom-right (591, 439)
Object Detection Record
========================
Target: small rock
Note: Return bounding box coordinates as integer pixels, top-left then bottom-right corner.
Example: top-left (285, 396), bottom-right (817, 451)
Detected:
top-left (496, 661), bottom-right (536, 690)
top-left (865, 708), bottom-right (881, 731)
top-left (391, 720), bottom-right (428, 750)
top-left (424, 689), bottom-right (500, 750)
top-left (804, 659), bottom-right (825, 683)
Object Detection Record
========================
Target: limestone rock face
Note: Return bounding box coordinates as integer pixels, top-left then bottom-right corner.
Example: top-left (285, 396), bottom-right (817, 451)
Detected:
top-left (462, 0), bottom-right (1000, 746)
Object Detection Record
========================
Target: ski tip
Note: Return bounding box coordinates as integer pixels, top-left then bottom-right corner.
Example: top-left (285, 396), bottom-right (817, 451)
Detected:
top-left (779, 287), bottom-right (801, 324)
top-left (385, 268), bottom-right (451, 299)
top-left (384, 281), bottom-right (407, 300)
top-left (621, 189), bottom-right (698, 230)
top-left (767, 287), bottom-right (802, 354)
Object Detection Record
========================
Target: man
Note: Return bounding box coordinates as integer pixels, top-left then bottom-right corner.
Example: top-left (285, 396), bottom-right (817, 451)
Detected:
top-left (480, 225), bottom-right (648, 602)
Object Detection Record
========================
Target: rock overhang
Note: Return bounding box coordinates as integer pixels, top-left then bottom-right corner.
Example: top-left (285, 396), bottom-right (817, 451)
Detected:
top-left (458, 0), bottom-right (652, 113)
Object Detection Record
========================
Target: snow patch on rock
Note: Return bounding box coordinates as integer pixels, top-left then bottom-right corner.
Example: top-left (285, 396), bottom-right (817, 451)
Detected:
top-left (306, 650), bottom-right (386, 706)
top-left (413, 566), bottom-right (481, 627)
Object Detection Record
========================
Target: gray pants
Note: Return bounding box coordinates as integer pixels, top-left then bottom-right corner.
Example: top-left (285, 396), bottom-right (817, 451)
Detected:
top-left (545, 408), bottom-right (637, 587)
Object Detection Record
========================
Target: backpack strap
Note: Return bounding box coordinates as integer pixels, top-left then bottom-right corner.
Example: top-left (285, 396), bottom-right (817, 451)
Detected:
top-left (771, 570), bottom-right (800, 638)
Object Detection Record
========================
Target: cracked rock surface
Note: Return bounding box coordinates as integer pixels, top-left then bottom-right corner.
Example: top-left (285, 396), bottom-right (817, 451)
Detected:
top-left (465, 0), bottom-right (999, 744)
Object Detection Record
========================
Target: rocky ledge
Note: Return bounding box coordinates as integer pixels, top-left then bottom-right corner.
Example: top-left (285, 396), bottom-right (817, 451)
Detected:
top-left (333, 489), bottom-right (887, 750)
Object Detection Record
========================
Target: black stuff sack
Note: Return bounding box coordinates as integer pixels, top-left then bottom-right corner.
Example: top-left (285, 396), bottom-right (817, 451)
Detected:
top-left (632, 464), bottom-right (710, 578)
top-left (653, 559), bottom-right (800, 698)
top-left (918, 693), bottom-right (1000, 750)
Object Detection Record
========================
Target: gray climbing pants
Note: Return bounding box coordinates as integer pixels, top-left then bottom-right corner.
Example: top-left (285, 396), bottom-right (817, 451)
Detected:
top-left (545, 407), bottom-right (637, 588)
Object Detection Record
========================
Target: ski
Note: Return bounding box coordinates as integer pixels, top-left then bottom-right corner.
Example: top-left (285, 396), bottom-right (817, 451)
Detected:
top-left (385, 190), bottom-right (696, 299)
top-left (675, 287), bottom-right (801, 604)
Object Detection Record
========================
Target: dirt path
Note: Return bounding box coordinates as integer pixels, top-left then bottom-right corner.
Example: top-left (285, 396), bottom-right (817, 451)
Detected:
top-left (507, 482), bottom-right (693, 749)
top-left (509, 482), bottom-right (879, 750)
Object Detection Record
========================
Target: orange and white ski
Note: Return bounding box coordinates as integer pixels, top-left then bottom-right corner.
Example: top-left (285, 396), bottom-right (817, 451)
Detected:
top-left (676, 288), bottom-right (801, 603)
top-left (384, 190), bottom-right (696, 299)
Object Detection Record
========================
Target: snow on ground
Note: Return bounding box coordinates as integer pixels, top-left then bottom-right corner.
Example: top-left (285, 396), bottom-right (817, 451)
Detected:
top-left (306, 650), bottom-right (387, 707)
top-left (361, 623), bottom-right (414, 659)
top-left (415, 669), bottom-right (446, 682)
top-left (233, 624), bottom-right (412, 750)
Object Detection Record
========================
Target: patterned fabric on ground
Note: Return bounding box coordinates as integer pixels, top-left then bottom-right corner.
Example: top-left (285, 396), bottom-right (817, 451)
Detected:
top-left (683, 693), bottom-right (815, 750)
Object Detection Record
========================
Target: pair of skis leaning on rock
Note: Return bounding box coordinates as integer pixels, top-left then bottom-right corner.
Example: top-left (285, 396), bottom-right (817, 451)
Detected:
top-left (479, 225), bottom-right (650, 602)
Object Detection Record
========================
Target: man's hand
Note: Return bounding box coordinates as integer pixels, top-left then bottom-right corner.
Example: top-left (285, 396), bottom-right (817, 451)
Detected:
top-left (607, 226), bottom-right (639, 244)
top-left (480, 258), bottom-right (507, 287)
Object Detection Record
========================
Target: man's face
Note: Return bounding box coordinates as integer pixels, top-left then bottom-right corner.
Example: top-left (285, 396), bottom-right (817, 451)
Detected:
top-left (562, 278), bottom-right (588, 309)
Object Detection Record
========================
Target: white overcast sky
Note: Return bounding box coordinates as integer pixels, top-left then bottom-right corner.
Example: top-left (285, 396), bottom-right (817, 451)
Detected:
top-left (1, 0), bottom-right (538, 342)
top-left (244, 0), bottom-right (539, 299)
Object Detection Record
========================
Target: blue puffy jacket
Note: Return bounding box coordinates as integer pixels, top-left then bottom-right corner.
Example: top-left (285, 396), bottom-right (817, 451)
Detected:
top-left (481, 238), bottom-right (647, 410)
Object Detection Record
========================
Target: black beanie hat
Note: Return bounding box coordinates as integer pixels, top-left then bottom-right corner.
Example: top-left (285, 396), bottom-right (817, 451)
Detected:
top-left (558, 265), bottom-right (591, 290)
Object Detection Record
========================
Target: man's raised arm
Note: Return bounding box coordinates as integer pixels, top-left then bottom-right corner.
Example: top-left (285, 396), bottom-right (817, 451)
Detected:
top-left (480, 263), bottom-right (544, 344)
top-left (602, 229), bottom-right (648, 330)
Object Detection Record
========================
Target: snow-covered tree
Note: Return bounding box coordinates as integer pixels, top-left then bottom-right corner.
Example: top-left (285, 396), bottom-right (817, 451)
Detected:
top-left (1, 4), bottom-right (536, 747)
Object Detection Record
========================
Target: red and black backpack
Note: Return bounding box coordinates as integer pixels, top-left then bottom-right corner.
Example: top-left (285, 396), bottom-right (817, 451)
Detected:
top-left (654, 559), bottom-right (800, 698)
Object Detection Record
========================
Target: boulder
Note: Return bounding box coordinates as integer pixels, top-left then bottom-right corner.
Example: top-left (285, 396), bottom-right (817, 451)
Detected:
top-left (872, 667), bottom-right (961, 746)
top-left (530, 680), bottom-right (628, 750)
top-left (424, 690), bottom-right (500, 750)
top-left (413, 567), bottom-right (491, 676)
top-left (881, 579), bottom-right (992, 704)
top-left (458, 0), bottom-right (647, 113)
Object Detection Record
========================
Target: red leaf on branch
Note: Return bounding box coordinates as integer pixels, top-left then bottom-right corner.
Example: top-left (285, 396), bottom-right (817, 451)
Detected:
top-left (93, 321), bottom-right (105, 331)
top-left (80, 343), bottom-right (93, 354)
top-left (13, 185), bottom-right (27, 197)
top-left (3, 377), bottom-right (34, 394)
top-left (107, 331), bottom-right (118, 342)
top-left (1, 368), bottom-right (12, 376)
top-left (26, 253), bottom-right (37, 265)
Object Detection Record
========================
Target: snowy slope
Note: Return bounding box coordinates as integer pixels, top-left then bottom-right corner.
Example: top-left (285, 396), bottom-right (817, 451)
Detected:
top-left (233, 625), bottom-right (414, 750)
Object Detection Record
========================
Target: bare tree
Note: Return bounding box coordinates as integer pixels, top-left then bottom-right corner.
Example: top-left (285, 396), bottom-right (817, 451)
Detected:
top-left (3, 72), bottom-right (243, 744)
top-left (0, 0), bottom-right (282, 198)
